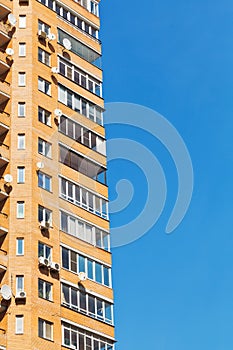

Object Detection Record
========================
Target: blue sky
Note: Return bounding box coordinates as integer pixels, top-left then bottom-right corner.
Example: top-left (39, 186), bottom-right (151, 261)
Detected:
top-left (101, 1), bottom-right (233, 349)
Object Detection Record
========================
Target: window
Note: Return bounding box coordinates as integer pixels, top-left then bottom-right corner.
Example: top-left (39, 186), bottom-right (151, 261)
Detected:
top-left (38, 242), bottom-right (51, 260)
top-left (59, 115), bottom-right (106, 155)
top-left (38, 20), bottom-right (50, 35)
top-left (60, 177), bottom-right (108, 219)
top-left (38, 48), bottom-right (50, 66)
top-left (18, 102), bottom-right (25, 117)
top-left (17, 202), bottom-right (25, 219)
top-left (19, 15), bottom-right (26, 28)
top-left (58, 84), bottom-right (103, 125)
top-left (59, 144), bottom-right (107, 184)
top-left (61, 283), bottom-right (113, 324)
top-left (38, 205), bottom-right (52, 226)
top-left (38, 138), bottom-right (51, 158)
top-left (16, 275), bottom-right (24, 293)
top-left (38, 279), bottom-right (52, 301)
top-left (38, 107), bottom-right (51, 126)
top-left (38, 318), bottom-right (53, 340)
top-left (19, 43), bottom-right (26, 57)
top-left (62, 322), bottom-right (114, 350)
top-left (59, 58), bottom-right (102, 96)
top-left (60, 210), bottom-right (110, 251)
top-left (17, 166), bottom-right (25, 183)
top-left (61, 246), bottom-right (112, 287)
top-left (38, 172), bottom-right (52, 192)
top-left (16, 238), bottom-right (24, 256)
top-left (18, 72), bottom-right (26, 86)
top-left (38, 0), bottom-right (99, 39)
top-left (18, 134), bottom-right (25, 149)
top-left (58, 29), bottom-right (101, 67)
top-left (15, 315), bottom-right (24, 334)
top-left (38, 77), bottom-right (51, 95)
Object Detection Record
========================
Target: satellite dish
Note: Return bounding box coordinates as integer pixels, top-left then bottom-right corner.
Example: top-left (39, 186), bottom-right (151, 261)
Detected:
top-left (4, 174), bottom-right (13, 183)
top-left (78, 272), bottom-right (87, 281)
top-left (63, 38), bottom-right (72, 50)
top-left (51, 67), bottom-right (59, 74)
top-left (5, 48), bottom-right (14, 56)
top-left (36, 162), bottom-right (44, 169)
top-left (8, 13), bottom-right (17, 26)
top-left (0, 285), bottom-right (12, 300)
top-left (54, 109), bottom-right (62, 117)
top-left (47, 33), bottom-right (56, 41)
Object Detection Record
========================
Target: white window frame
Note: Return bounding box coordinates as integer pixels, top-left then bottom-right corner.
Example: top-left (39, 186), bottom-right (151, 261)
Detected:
top-left (38, 47), bottom-right (51, 66)
top-left (38, 318), bottom-right (53, 340)
top-left (19, 43), bottom-right (26, 57)
top-left (17, 201), bottom-right (25, 219)
top-left (18, 102), bottom-right (25, 117)
top-left (38, 77), bottom-right (51, 95)
top-left (19, 15), bottom-right (26, 28)
top-left (38, 241), bottom-right (52, 260)
top-left (38, 107), bottom-right (51, 126)
top-left (15, 315), bottom-right (24, 334)
top-left (38, 171), bottom-right (52, 192)
top-left (38, 20), bottom-right (50, 35)
top-left (38, 137), bottom-right (52, 158)
top-left (38, 279), bottom-right (52, 301)
top-left (17, 166), bottom-right (25, 183)
top-left (18, 72), bottom-right (26, 87)
top-left (16, 238), bottom-right (24, 256)
top-left (17, 134), bottom-right (25, 149)
top-left (38, 205), bottom-right (52, 226)
top-left (16, 275), bottom-right (24, 293)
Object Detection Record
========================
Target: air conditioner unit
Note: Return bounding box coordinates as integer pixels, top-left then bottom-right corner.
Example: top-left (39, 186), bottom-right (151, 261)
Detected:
top-left (38, 256), bottom-right (49, 267)
top-left (50, 261), bottom-right (60, 272)
top-left (38, 30), bottom-right (47, 39)
top-left (15, 290), bottom-right (26, 299)
top-left (39, 221), bottom-right (51, 229)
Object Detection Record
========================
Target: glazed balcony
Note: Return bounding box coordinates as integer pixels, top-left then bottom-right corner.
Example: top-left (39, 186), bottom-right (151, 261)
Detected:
top-left (0, 80), bottom-right (10, 105)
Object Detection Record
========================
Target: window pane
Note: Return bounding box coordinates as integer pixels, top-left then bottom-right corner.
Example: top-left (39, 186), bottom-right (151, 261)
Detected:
top-left (95, 263), bottom-right (102, 283)
top-left (61, 212), bottom-right (68, 232)
top-left (79, 255), bottom-right (85, 272)
top-left (62, 248), bottom-right (69, 269)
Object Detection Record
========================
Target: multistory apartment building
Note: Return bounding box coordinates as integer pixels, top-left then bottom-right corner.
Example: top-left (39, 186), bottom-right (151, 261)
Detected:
top-left (0, 0), bottom-right (115, 348)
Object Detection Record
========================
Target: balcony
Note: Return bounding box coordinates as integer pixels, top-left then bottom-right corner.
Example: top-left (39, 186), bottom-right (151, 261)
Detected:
top-left (0, 51), bottom-right (10, 76)
top-left (0, 22), bottom-right (11, 47)
top-left (0, 4), bottom-right (11, 21)
top-left (0, 110), bottom-right (10, 127)
top-left (0, 212), bottom-right (8, 233)
top-left (0, 80), bottom-right (10, 105)
top-left (0, 153), bottom-right (9, 169)
top-left (0, 249), bottom-right (7, 273)
top-left (0, 123), bottom-right (8, 136)
top-left (0, 226), bottom-right (7, 237)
